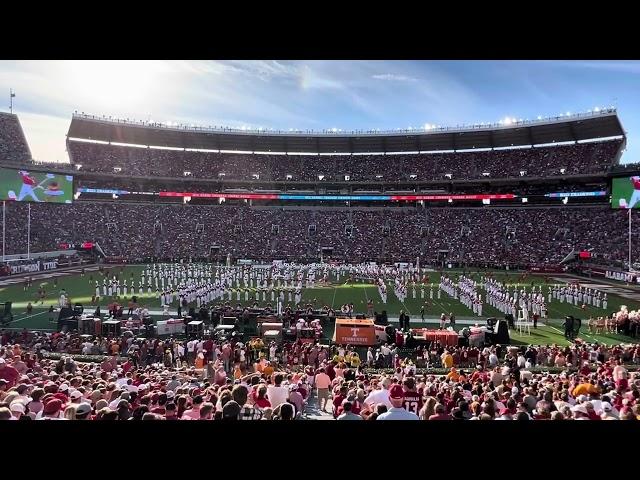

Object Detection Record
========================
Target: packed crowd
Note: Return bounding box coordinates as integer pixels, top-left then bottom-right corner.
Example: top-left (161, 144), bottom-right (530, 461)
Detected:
top-left (0, 112), bottom-right (31, 164)
top-left (1, 327), bottom-right (639, 420)
top-left (67, 139), bottom-right (622, 181)
top-left (2, 202), bottom-right (638, 267)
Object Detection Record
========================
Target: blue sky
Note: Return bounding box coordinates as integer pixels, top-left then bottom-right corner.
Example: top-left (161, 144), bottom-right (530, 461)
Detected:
top-left (0, 60), bottom-right (637, 163)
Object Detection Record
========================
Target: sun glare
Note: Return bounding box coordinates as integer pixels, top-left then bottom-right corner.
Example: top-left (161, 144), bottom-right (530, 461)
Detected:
top-left (63, 60), bottom-right (164, 109)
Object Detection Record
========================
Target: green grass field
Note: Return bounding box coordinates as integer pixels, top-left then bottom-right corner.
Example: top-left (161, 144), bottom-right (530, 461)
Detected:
top-left (1, 265), bottom-right (639, 347)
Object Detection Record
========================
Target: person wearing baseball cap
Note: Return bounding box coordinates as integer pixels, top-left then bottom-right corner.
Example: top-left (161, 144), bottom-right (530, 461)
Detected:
top-left (75, 403), bottom-right (92, 420)
top-left (39, 399), bottom-right (64, 420)
top-left (377, 384), bottom-right (419, 420)
top-left (600, 402), bottom-right (618, 420)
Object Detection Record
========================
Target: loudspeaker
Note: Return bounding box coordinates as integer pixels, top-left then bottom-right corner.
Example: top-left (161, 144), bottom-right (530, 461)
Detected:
top-left (504, 314), bottom-right (514, 329)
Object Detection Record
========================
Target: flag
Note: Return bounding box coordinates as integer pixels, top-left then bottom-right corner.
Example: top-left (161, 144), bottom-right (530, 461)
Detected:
top-left (10, 92), bottom-right (15, 98)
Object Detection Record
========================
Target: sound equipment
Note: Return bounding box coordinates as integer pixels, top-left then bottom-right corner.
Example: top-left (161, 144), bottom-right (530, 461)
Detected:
top-left (102, 320), bottom-right (121, 336)
top-left (504, 313), bottom-right (515, 329)
top-left (186, 320), bottom-right (204, 338)
top-left (283, 328), bottom-right (297, 342)
top-left (0, 302), bottom-right (13, 324)
top-left (492, 319), bottom-right (510, 345)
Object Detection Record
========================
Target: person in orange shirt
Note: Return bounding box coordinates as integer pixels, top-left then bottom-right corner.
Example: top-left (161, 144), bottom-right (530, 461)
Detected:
top-left (447, 367), bottom-right (460, 382)
top-left (263, 362), bottom-right (274, 378)
top-left (572, 382), bottom-right (599, 397)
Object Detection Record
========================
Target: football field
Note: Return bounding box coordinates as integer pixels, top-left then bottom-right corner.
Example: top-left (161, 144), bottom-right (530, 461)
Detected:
top-left (1, 265), bottom-right (639, 346)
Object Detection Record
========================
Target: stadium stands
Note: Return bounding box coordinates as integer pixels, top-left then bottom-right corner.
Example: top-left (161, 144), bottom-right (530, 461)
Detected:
top-left (67, 139), bottom-right (622, 181)
top-left (0, 112), bottom-right (31, 164)
top-left (2, 202), bottom-right (638, 267)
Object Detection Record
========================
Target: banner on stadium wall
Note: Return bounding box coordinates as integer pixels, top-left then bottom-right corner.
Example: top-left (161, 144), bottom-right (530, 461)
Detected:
top-left (527, 265), bottom-right (565, 273)
top-left (10, 263), bottom-right (40, 274)
top-left (576, 266), bottom-right (640, 284)
top-left (105, 257), bottom-right (126, 264)
top-left (237, 259), bottom-right (253, 265)
top-left (9, 259), bottom-right (58, 275)
top-left (605, 270), bottom-right (640, 283)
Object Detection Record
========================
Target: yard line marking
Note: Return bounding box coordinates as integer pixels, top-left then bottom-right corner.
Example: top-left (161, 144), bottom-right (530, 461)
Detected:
top-left (549, 325), bottom-right (564, 335)
top-left (8, 310), bottom-right (48, 325)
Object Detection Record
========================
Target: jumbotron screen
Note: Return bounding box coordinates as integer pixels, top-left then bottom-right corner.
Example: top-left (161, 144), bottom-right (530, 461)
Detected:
top-left (611, 176), bottom-right (640, 209)
top-left (0, 168), bottom-right (73, 203)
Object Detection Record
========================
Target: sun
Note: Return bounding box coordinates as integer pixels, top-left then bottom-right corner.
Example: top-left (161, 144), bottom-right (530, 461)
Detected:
top-left (63, 60), bottom-right (165, 110)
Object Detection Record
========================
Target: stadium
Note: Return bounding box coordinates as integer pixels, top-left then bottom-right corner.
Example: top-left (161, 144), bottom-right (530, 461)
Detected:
top-left (1, 60), bottom-right (640, 421)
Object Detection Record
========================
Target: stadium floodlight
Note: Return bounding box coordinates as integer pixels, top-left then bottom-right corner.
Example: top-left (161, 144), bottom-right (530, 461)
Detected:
top-left (521, 197), bottom-right (528, 203)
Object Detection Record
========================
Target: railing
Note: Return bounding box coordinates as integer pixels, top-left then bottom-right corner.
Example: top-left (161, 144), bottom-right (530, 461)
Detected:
top-left (72, 108), bottom-right (619, 137)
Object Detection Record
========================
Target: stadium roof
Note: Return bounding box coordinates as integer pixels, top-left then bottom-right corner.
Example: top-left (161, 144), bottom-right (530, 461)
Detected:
top-left (67, 109), bottom-right (626, 154)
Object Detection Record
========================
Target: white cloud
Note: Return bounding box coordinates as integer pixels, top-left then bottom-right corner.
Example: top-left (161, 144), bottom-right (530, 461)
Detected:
top-left (372, 73), bottom-right (419, 82)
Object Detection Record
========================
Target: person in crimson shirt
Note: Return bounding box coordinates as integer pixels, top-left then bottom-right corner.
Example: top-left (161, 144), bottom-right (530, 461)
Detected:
top-left (18, 170), bottom-right (40, 202)
top-left (325, 362), bottom-right (336, 381)
top-left (625, 175), bottom-right (640, 209)
top-left (470, 365), bottom-right (489, 383)
top-left (401, 376), bottom-right (423, 415)
top-left (0, 358), bottom-right (19, 387)
top-left (332, 385), bottom-right (348, 418)
top-left (203, 338), bottom-right (214, 363)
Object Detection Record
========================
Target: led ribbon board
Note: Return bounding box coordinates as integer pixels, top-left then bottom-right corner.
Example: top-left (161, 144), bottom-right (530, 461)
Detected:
top-left (545, 191), bottom-right (607, 198)
top-left (158, 192), bottom-right (516, 202)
